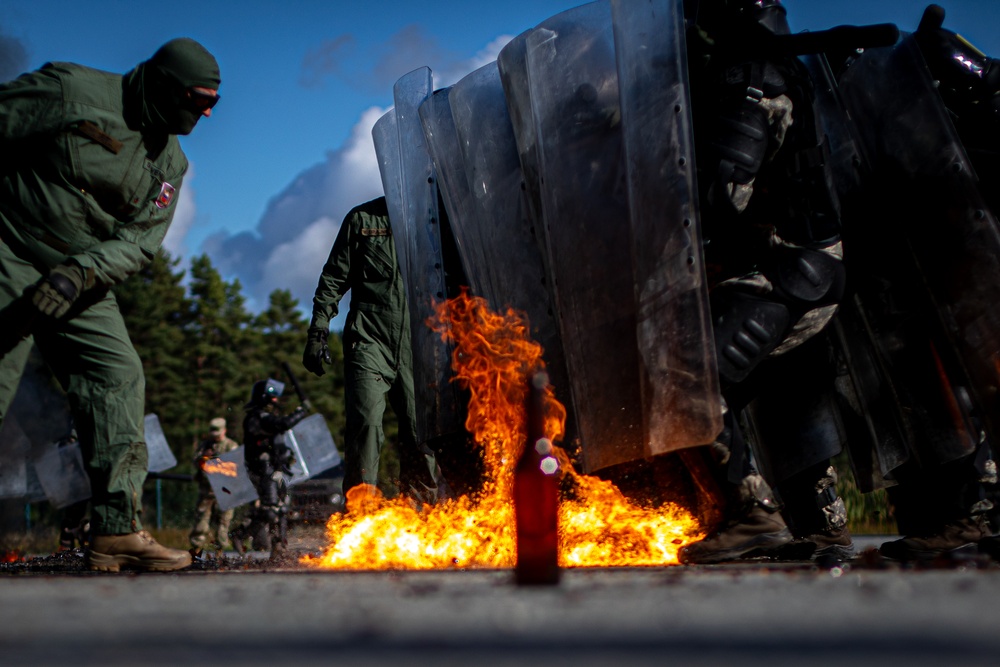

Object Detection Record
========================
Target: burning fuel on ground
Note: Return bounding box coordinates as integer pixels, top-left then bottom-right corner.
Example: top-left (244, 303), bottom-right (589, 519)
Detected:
top-left (304, 291), bottom-right (702, 570)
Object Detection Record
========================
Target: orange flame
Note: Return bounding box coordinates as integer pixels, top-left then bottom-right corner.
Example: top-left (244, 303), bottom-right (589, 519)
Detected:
top-left (305, 291), bottom-right (702, 570)
top-left (201, 458), bottom-right (238, 477)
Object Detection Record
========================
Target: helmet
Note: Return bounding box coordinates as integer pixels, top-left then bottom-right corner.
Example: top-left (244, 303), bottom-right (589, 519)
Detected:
top-left (245, 378), bottom-right (285, 409)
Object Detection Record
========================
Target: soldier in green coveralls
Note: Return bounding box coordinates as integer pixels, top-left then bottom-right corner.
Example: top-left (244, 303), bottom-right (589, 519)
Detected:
top-left (303, 196), bottom-right (441, 503)
top-left (0, 38), bottom-right (221, 571)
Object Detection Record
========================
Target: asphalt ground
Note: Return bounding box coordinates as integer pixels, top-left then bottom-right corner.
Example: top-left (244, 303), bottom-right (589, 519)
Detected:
top-left (2, 534), bottom-right (999, 667)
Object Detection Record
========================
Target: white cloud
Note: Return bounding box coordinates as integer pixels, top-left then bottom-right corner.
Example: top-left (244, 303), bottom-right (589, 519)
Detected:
top-left (202, 35), bottom-right (512, 326)
top-left (204, 105), bottom-right (386, 322)
top-left (162, 161), bottom-right (196, 259)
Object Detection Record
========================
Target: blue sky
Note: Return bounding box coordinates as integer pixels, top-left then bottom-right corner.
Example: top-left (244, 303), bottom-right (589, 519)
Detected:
top-left (3, 0), bottom-right (999, 325)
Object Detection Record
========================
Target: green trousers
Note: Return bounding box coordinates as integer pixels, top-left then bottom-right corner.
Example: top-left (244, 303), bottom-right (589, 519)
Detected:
top-left (0, 240), bottom-right (147, 535)
top-left (342, 346), bottom-right (437, 495)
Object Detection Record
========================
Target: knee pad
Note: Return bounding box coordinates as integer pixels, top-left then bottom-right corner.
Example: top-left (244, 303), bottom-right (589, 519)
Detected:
top-left (767, 246), bottom-right (845, 307)
top-left (712, 290), bottom-right (791, 384)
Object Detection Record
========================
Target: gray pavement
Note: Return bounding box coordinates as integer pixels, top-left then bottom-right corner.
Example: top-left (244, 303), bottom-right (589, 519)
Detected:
top-left (2, 539), bottom-right (999, 667)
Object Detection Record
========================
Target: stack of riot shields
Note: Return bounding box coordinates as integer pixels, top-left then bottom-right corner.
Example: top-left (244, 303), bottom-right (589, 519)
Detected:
top-left (373, 0), bottom-right (722, 475)
top-left (823, 31), bottom-right (1000, 491)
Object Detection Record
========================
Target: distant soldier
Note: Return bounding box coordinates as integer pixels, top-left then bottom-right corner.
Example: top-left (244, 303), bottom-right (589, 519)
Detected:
top-left (242, 379), bottom-right (307, 558)
top-left (189, 417), bottom-right (238, 557)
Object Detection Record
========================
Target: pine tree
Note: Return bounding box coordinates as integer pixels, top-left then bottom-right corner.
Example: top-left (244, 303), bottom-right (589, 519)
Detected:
top-left (116, 249), bottom-right (197, 526)
top-left (186, 254), bottom-right (257, 443)
top-left (254, 289), bottom-right (346, 453)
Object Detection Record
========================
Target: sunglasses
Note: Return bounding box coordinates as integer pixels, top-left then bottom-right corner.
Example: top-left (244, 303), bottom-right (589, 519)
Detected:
top-left (186, 88), bottom-right (220, 111)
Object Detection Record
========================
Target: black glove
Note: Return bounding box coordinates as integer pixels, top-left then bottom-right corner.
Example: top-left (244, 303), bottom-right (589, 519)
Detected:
top-left (32, 263), bottom-right (84, 318)
top-left (303, 327), bottom-right (331, 377)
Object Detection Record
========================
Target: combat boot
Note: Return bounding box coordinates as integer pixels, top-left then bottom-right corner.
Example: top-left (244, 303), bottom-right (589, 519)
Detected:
top-left (879, 515), bottom-right (990, 561)
top-left (979, 535), bottom-right (1000, 562)
top-left (679, 473), bottom-right (792, 564)
top-left (680, 503), bottom-right (792, 564)
top-left (768, 466), bottom-right (856, 561)
top-left (86, 531), bottom-right (192, 572)
top-left (764, 525), bottom-right (856, 561)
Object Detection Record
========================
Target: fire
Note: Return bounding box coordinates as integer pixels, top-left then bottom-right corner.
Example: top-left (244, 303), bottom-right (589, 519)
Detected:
top-left (305, 291), bottom-right (702, 570)
top-left (201, 458), bottom-right (238, 477)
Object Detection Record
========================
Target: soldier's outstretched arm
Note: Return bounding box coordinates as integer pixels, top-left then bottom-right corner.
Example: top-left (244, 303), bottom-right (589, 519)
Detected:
top-left (304, 208), bottom-right (356, 376)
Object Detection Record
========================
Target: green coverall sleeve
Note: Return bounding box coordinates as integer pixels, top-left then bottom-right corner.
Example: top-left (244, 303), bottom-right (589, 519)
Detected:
top-left (66, 182), bottom-right (184, 289)
top-left (0, 67), bottom-right (184, 289)
top-left (309, 211), bottom-right (355, 331)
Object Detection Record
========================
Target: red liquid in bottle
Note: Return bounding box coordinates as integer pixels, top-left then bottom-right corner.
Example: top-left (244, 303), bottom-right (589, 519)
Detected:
top-left (515, 370), bottom-right (561, 585)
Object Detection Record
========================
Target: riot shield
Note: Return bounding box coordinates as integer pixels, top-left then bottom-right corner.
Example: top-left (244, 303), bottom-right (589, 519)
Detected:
top-left (497, 29), bottom-right (548, 266)
top-left (377, 67), bottom-right (464, 445)
top-left (143, 414), bottom-right (177, 473)
top-left (285, 413), bottom-right (342, 486)
top-left (837, 35), bottom-right (1000, 467)
top-left (33, 438), bottom-right (91, 509)
top-left (205, 446), bottom-right (259, 512)
top-left (23, 460), bottom-right (47, 503)
top-left (0, 415), bottom-right (29, 499)
top-left (522, 0), bottom-right (646, 472)
top-left (373, 110), bottom-right (409, 283)
top-left (447, 61), bottom-right (572, 416)
top-left (830, 300), bottom-right (909, 491)
top-left (418, 86), bottom-right (480, 294)
top-left (611, 0), bottom-right (722, 454)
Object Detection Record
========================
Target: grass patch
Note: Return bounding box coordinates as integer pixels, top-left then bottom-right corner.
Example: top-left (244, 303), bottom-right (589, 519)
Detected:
top-left (834, 451), bottom-right (897, 535)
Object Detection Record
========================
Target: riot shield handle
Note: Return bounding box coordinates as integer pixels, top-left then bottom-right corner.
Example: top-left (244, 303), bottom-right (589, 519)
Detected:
top-left (763, 24), bottom-right (901, 56)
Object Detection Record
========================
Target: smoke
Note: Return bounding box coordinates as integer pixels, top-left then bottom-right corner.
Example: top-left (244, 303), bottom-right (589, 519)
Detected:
top-left (0, 25), bottom-right (29, 83)
top-left (300, 34), bottom-right (356, 89)
top-left (199, 34), bottom-right (514, 327)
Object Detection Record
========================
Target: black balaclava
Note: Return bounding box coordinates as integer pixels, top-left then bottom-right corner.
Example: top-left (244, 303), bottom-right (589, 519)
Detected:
top-left (124, 37), bottom-right (221, 136)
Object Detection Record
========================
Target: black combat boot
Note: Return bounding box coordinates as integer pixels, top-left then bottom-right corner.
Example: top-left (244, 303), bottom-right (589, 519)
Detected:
top-left (979, 535), bottom-right (1000, 561)
top-left (768, 464), bottom-right (856, 561)
top-left (879, 514), bottom-right (991, 561)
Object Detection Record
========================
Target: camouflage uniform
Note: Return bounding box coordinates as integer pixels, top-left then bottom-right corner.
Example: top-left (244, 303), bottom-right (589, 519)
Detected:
top-left (189, 417), bottom-right (238, 552)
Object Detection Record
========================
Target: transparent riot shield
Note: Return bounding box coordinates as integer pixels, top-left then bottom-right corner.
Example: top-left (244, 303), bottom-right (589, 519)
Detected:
top-left (497, 29), bottom-right (547, 265)
top-left (447, 61), bottom-right (572, 415)
top-left (23, 461), bottom-right (47, 503)
top-left (523, 0), bottom-right (646, 472)
top-left (33, 438), bottom-right (91, 509)
top-left (611, 0), bottom-right (722, 454)
top-left (0, 415), bottom-right (29, 499)
top-left (837, 35), bottom-right (1000, 467)
top-left (143, 414), bottom-right (177, 473)
top-left (373, 110), bottom-right (409, 283)
top-left (285, 413), bottom-right (342, 486)
top-left (418, 86), bottom-right (480, 292)
top-left (798, 53), bottom-right (909, 491)
top-left (205, 446), bottom-right (259, 512)
top-left (375, 67), bottom-right (463, 445)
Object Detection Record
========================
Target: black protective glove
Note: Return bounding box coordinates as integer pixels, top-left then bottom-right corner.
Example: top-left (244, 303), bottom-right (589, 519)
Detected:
top-left (303, 327), bottom-right (331, 377)
top-left (32, 263), bottom-right (85, 318)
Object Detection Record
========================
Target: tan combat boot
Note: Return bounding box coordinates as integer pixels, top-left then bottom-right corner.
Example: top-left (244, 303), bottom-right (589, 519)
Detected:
top-left (86, 531), bottom-right (193, 572)
top-left (678, 473), bottom-right (793, 564)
